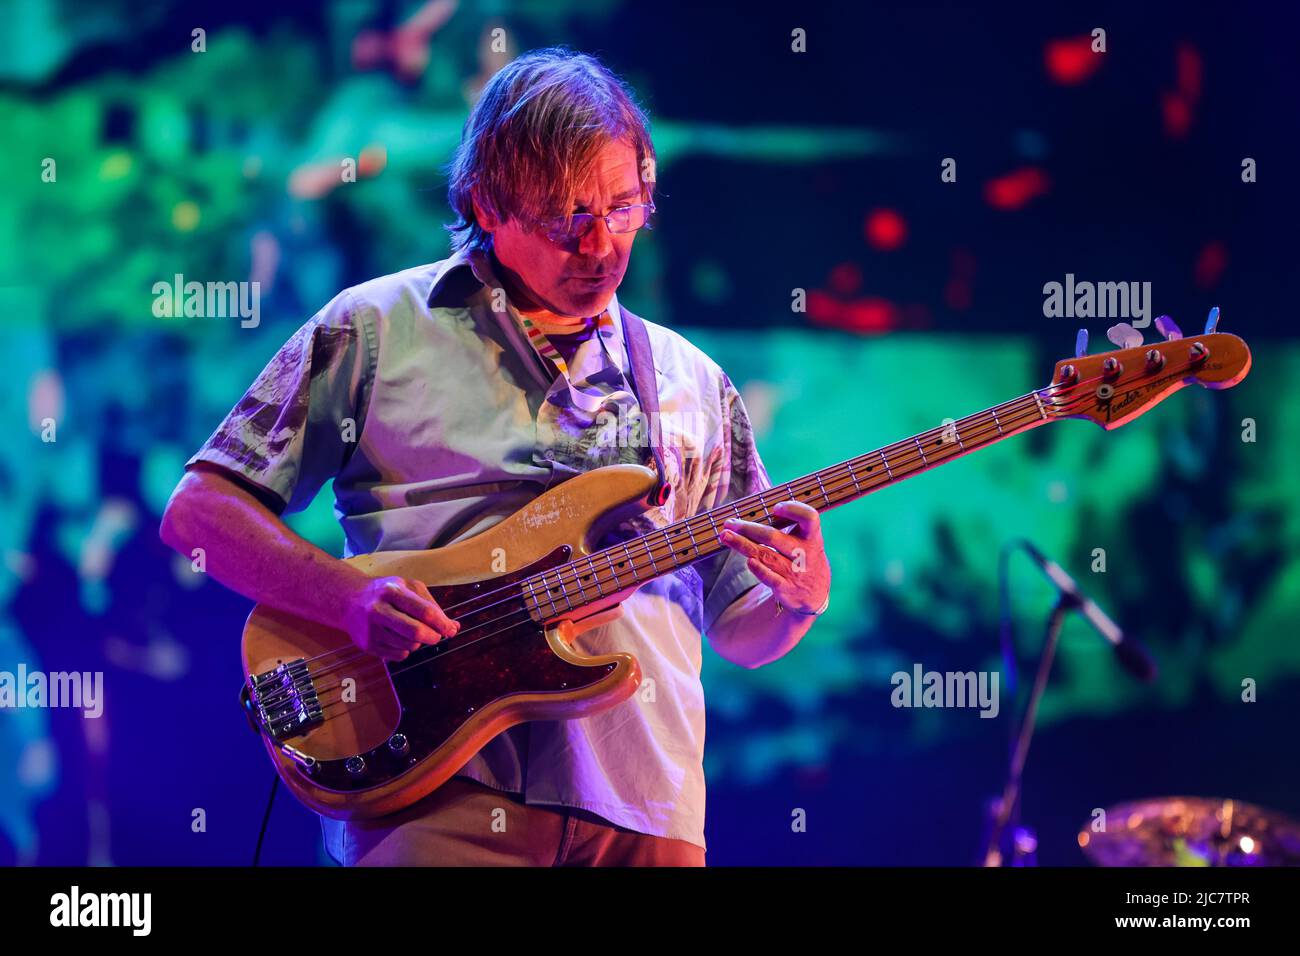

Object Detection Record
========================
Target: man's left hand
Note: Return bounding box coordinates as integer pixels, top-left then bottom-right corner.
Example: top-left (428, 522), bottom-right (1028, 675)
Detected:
top-left (718, 500), bottom-right (831, 615)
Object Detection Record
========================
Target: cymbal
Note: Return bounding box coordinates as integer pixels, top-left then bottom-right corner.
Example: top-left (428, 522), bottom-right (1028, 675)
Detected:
top-left (1079, 796), bottom-right (1300, 866)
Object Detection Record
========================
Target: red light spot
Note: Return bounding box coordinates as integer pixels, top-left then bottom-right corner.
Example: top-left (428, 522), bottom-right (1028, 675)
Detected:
top-left (1045, 36), bottom-right (1102, 85)
top-left (828, 262), bottom-right (863, 295)
top-left (1161, 44), bottom-right (1201, 139)
top-left (1177, 43), bottom-right (1202, 100)
top-left (984, 167), bottom-right (1050, 210)
top-left (864, 208), bottom-right (907, 251)
top-left (807, 291), bottom-right (901, 334)
top-left (1162, 92), bottom-right (1193, 138)
top-left (1194, 241), bottom-right (1228, 289)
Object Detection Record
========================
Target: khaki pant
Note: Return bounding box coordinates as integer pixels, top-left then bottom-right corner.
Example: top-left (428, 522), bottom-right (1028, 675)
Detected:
top-left (328, 776), bottom-right (706, 867)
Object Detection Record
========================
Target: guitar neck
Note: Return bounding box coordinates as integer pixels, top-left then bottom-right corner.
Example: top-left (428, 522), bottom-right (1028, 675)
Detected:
top-left (525, 388), bottom-right (1056, 618)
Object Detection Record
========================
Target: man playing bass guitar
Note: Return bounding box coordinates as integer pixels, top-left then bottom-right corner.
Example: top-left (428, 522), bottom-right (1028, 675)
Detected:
top-left (160, 46), bottom-right (832, 867)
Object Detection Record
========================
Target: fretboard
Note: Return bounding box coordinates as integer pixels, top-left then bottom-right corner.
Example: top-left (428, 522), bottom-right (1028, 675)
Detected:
top-left (522, 387), bottom-right (1056, 621)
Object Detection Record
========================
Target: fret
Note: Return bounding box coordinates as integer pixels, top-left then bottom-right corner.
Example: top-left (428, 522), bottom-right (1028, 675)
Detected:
top-left (522, 576), bottom-right (539, 620)
top-left (539, 572), bottom-right (560, 619)
top-left (913, 436), bottom-right (929, 467)
top-left (724, 504), bottom-right (745, 540)
top-left (604, 548), bottom-right (621, 590)
top-left (703, 511), bottom-right (722, 551)
top-left (953, 423), bottom-right (966, 451)
top-left (642, 534), bottom-right (660, 575)
top-left (991, 408), bottom-right (1004, 437)
top-left (620, 541), bottom-right (638, 586)
top-left (880, 449), bottom-right (895, 480)
top-left (683, 521), bottom-right (699, 559)
top-left (813, 471), bottom-right (830, 508)
top-left (847, 462), bottom-right (863, 494)
top-left (573, 560), bottom-right (591, 606)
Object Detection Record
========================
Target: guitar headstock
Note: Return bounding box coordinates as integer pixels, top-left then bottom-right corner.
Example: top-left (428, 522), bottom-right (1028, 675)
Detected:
top-left (1045, 314), bottom-right (1252, 429)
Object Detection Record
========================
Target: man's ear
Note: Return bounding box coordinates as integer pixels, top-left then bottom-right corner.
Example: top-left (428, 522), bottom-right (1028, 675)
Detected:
top-left (471, 190), bottom-right (503, 233)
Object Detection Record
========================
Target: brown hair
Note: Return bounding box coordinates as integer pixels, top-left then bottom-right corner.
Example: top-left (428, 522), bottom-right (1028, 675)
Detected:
top-left (444, 46), bottom-right (657, 254)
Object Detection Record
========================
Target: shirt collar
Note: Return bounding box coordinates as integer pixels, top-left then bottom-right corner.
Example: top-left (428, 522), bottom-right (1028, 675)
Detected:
top-left (425, 245), bottom-right (489, 309)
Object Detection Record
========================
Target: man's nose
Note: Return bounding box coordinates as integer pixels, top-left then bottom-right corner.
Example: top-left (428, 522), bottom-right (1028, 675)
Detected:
top-left (577, 216), bottom-right (614, 257)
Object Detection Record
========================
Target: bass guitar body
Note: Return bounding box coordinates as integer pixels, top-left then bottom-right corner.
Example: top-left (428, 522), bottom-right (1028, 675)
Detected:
top-left (240, 463), bottom-right (661, 820)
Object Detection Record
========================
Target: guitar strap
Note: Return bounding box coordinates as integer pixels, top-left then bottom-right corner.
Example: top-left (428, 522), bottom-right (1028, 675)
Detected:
top-left (619, 308), bottom-right (672, 508)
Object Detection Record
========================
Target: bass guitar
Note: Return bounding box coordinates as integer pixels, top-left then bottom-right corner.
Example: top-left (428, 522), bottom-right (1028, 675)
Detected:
top-left (240, 321), bottom-right (1251, 819)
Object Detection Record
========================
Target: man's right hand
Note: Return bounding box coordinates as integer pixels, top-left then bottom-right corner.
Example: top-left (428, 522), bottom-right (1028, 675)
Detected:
top-left (342, 576), bottom-right (461, 661)
top-left (159, 467), bottom-right (462, 662)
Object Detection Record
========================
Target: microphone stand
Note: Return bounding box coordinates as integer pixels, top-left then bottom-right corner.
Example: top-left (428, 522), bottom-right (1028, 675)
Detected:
top-left (982, 592), bottom-right (1075, 867)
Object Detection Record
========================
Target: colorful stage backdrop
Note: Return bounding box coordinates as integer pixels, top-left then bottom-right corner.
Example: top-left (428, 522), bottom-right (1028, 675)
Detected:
top-left (1, 0), bottom-right (1297, 864)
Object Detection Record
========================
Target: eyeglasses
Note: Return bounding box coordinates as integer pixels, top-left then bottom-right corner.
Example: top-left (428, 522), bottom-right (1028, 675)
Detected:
top-left (536, 201), bottom-right (656, 244)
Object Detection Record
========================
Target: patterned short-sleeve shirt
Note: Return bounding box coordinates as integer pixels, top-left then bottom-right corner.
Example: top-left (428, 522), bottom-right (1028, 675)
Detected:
top-left (186, 245), bottom-right (772, 853)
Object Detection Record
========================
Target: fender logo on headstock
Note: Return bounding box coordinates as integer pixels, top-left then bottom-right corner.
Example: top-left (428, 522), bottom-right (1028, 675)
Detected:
top-left (1101, 382), bottom-right (1159, 422)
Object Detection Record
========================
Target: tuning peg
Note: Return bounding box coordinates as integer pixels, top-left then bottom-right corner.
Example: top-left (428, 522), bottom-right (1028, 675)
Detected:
top-left (1075, 328), bottom-right (1089, 357)
top-left (1154, 314), bottom-right (1183, 341)
top-left (1204, 306), bottom-right (1220, 334)
top-left (1106, 322), bottom-right (1144, 349)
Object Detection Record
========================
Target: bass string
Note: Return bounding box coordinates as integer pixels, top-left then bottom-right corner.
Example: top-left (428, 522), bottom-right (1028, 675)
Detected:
top-left (259, 385), bottom-right (1065, 694)
top-left (257, 390), bottom-right (1056, 709)
top-left (267, 387), bottom-right (1103, 725)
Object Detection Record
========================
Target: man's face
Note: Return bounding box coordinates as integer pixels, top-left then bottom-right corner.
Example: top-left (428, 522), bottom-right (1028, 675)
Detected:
top-left (481, 138), bottom-right (646, 318)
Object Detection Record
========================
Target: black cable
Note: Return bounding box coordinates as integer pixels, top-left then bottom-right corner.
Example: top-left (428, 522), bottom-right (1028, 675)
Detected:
top-left (253, 774), bottom-right (279, 866)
